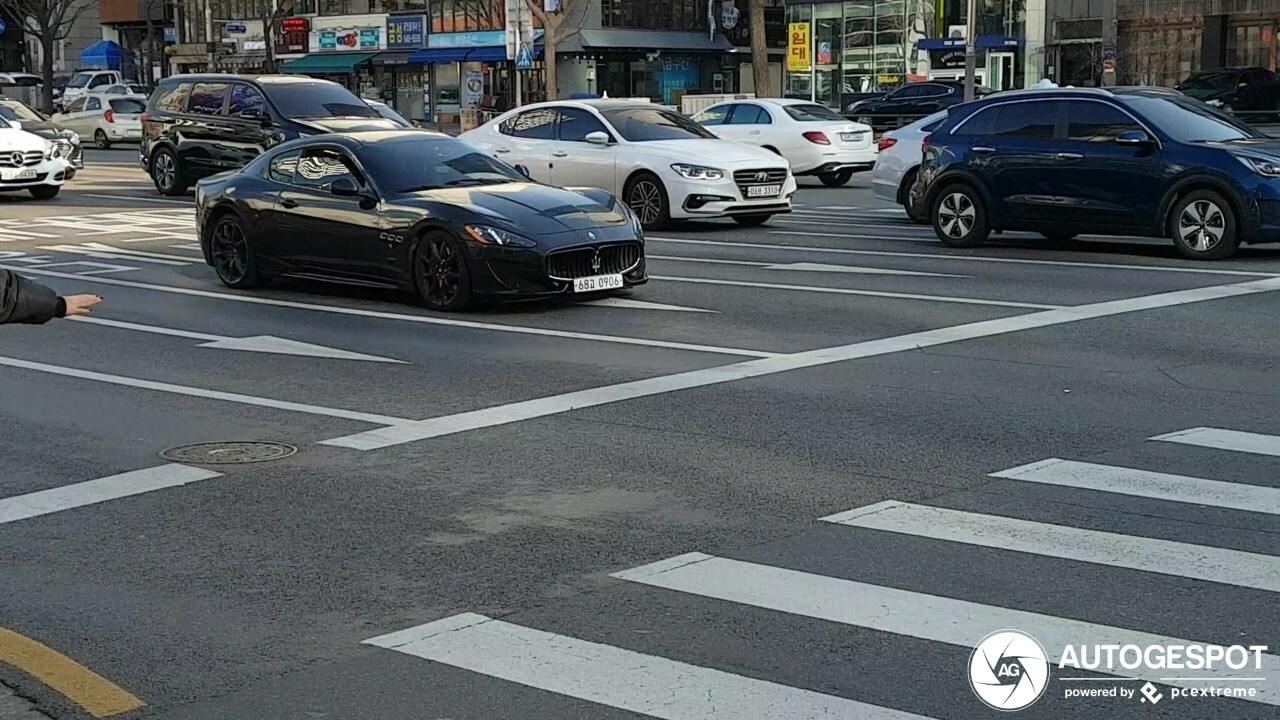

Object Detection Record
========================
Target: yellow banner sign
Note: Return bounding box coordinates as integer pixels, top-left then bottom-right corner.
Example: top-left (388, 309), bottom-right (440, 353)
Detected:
top-left (788, 22), bottom-right (811, 72)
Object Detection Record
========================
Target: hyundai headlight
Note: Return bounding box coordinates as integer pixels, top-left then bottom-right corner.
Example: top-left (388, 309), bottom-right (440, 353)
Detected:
top-left (464, 225), bottom-right (537, 248)
top-left (671, 163), bottom-right (724, 180)
top-left (1234, 153), bottom-right (1280, 177)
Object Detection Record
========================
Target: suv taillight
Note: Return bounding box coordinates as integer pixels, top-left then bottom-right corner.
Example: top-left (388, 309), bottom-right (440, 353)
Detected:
top-left (877, 137), bottom-right (897, 151)
top-left (140, 113), bottom-right (149, 123)
top-left (104, 109), bottom-right (115, 123)
top-left (803, 131), bottom-right (831, 145)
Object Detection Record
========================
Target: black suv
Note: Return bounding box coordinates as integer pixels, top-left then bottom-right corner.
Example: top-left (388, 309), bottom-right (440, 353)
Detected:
top-left (140, 74), bottom-right (400, 195)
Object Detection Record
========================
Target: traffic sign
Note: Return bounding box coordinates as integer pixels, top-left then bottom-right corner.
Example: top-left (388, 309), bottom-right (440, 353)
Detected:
top-left (516, 42), bottom-right (534, 70)
top-left (226, 22), bottom-right (247, 34)
top-left (0, 18), bottom-right (7, 36)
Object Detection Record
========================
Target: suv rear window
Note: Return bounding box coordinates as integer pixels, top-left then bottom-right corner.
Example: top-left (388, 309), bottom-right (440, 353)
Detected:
top-left (109, 98), bottom-right (146, 113)
top-left (150, 83), bottom-right (191, 113)
top-left (258, 81), bottom-right (377, 119)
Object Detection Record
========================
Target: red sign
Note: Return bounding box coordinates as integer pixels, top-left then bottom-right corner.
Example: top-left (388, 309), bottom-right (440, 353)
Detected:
top-left (280, 17), bottom-right (309, 32)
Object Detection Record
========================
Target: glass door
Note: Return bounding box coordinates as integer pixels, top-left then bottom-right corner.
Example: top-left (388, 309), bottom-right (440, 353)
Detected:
top-left (989, 52), bottom-right (1015, 90)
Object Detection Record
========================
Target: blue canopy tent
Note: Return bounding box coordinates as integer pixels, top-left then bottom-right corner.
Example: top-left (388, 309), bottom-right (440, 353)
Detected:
top-left (79, 40), bottom-right (130, 71)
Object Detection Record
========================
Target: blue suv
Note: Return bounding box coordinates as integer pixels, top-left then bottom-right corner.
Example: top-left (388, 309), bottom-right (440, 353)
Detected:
top-left (914, 87), bottom-right (1280, 260)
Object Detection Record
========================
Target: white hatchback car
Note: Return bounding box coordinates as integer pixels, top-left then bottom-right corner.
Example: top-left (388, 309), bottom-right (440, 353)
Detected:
top-left (0, 115), bottom-right (69, 199)
top-left (459, 100), bottom-right (798, 230)
top-left (692, 98), bottom-right (875, 186)
top-left (53, 93), bottom-right (145, 149)
top-left (870, 110), bottom-right (949, 224)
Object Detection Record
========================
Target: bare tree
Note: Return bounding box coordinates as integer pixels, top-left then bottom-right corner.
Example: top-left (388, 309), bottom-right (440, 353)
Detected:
top-left (261, 0), bottom-right (294, 74)
top-left (140, 0), bottom-right (172, 87)
top-left (524, 0), bottom-right (582, 102)
top-left (0, 0), bottom-right (93, 112)
top-left (748, 0), bottom-right (769, 96)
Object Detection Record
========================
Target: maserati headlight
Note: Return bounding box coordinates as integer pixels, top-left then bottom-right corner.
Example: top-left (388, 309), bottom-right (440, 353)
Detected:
top-left (464, 225), bottom-right (537, 248)
top-left (671, 163), bottom-right (724, 180)
top-left (1234, 153), bottom-right (1280, 177)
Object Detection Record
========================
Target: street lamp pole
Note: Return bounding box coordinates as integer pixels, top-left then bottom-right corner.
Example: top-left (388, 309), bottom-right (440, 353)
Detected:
top-left (963, 0), bottom-right (976, 101)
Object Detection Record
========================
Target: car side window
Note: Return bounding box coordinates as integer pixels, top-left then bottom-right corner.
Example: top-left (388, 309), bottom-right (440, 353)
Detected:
top-left (292, 148), bottom-right (362, 192)
top-left (557, 108), bottom-right (609, 142)
top-left (501, 108), bottom-right (557, 140)
top-left (85, 97), bottom-right (101, 112)
top-left (991, 101), bottom-right (1061, 139)
top-left (65, 98), bottom-right (87, 113)
top-left (893, 85), bottom-right (926, 99)
top-left (695, 105), bottom-right (730, 125)
top-left (1066, 101), bottom-right (1142, 142)
top-left (917, 84), bottom-right (948, 97)
top-left (90, 74), bottom-right (113, 88)
top-left (268, 151), bottom-right (300, 184)
top-left (228, 84), bottom-right (268, 117)
top-left (152, 83), bottom-right (191, 113)
top-left (188, 83), bottom-right (229, 116)
top-left (727, 105), bottom-right (769, 124)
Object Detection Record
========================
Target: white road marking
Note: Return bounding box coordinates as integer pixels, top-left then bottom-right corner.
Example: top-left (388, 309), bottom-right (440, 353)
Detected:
top-left (38, 244), bottom-right (190, 266)
top-left (990, 459), bottom-right (1280, 516)
top-left (59, 242), bottom-right (199, 263)
top-left (0, 464), bottom-right (221, 526)
top-left (612, 553), bottom-right (1280, 706)
top-left (0, 265), bottom-right (777, 358)
top-left (647, 235), bottom-right (1280, 278)
top-left (67, 317), bottom-right (404, 362)
top-left (771, 221), bottom-right (936, 240)
top-left (169, 244), bottom-right (203, 252)
top-left (27, 261), bottom-right (138, 275)
top-left (364, 613), bottom-right (939, 720)
top-left (0, 356), bottom-right (411, 426)
top-left (760, 262), bottom-right (968, 278)
top-left (1150, 427), bottom-right (1280, 457)
top-left (320, 276), bottom-right (1280, 450)
top-left (82, 193), bottom-right (191, 205)
top-left (581, 297), bottom-right (717, 313)
top-left (652, 275), bottom-right (1059, 309)
top-left (821, 500), bottom-right (1280, 592)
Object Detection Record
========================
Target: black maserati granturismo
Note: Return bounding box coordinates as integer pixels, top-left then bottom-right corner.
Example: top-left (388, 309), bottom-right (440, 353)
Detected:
top-left (194, 130), bottom-right (647, 311)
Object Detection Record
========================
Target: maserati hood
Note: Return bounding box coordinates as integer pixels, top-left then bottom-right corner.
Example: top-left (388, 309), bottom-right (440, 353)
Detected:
top-left (405, 182), bottom-right (631, 237)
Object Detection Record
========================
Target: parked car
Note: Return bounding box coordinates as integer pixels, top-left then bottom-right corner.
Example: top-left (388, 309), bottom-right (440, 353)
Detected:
top-left (848, 81), bottom-right (992, 132)
top-left (59, 70), bottom-right (125, 111)
top-left (871, 110), bottom-right (948, 223)
top-left (915, 86), bottom-right (1280, 260)
top-left (140, 73), bottom-right (402, 196)
top-left (1175, 67), bottom-right (1280, 117)
top-left (460, 100), bottom-right (797, 230)
top-left (0, 114), bottom-right (71, 199)
top-left (103, 83), bottom-right (150, 96)
top-left (0, 98), bottom-right (83, 178)
top-left (54, 93), bottom-right (144, 149)
top-left (691, 98), bottom-right (875, 186)
top-left (194, 130), bottom-right (646, 311)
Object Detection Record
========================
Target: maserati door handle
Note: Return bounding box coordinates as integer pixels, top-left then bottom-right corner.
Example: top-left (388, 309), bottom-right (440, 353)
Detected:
top-left (971, 146), bottom-right (995, 154)
top-left (1056, 152), bottom-right (1084, 160)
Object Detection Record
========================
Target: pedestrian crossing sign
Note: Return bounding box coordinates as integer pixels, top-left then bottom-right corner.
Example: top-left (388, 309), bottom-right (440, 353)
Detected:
top-left (516, 43), bottom-right (534, 70)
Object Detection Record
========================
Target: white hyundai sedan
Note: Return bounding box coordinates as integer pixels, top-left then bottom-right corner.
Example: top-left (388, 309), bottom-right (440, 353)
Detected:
top-left (459, 100), bottom-right (797, 230)
top-left (692, 98), bottom-right (875, 187)
top-left (0, 115), bottom-right (69, 199)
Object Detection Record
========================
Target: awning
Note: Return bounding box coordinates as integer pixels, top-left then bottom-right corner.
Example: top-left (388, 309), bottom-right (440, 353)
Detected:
top-left (917, 36), bottom-right (1024, 51)
top-left (408, 45), bottom-right (543, 64)
top-left (373, 51), bottom-right (414, 65)
top-left (280, 51), bottom-right (380, 74)
top-left (219, 52), bottom-right (267, 68)
top-left (574, 29), bottom-right (733, 53)
top-left (80, 40), bottom-right (127, 70)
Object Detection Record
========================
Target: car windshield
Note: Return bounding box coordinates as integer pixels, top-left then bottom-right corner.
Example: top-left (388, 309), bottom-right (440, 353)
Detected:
top-left (0, 102), bottom-right (42, 122)
top-left (0, 116), bottom-right (11, 129)
top-left (600, 107), bottom-right (718, 141)
top-left (109, 98), bottom-right (146, 113)
top-left (67, 72), bottom-right (92, 88)
top-left (784, 103), bottom-right (847, 122)
top-left (360, 138), bottom-right (528, 192)
top-left (1120, 95), bottom-right (1264, 142)
top-left (371, 103), bottom-right (412, 127)
top-left (1178, 72), bottom-right (1237, 90)
top-left (261, 81), bottom-right (379, 119)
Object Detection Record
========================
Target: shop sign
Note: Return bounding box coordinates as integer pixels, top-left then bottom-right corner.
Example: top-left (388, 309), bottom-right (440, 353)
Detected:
top-left (930, 48), bottom-right (965, 70)
top-left (721, 0), bottom-right (786, 49)
top-left (658, 55), bottom-right (699, 106)
top-left (429, 30), bottom-right (506, 48)
top-left (317, 28), bottom-right (381, 51)
top-left (276, 17), bottom-right (310, 54)
top-left (386, 14), bottom-right (427, 50)
top-left (788, 22), bottom-right (811, 72)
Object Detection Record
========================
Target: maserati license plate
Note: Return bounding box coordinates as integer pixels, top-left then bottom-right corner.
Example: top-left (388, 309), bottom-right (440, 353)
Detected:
top-left (574, 274), bottom-right (624, 293)
top-left (747, 184), bottom-right (781, 198)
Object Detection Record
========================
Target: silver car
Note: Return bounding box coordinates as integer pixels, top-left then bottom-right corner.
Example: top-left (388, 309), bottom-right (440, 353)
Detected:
top-left (870, 110), bottom-right (948, 224)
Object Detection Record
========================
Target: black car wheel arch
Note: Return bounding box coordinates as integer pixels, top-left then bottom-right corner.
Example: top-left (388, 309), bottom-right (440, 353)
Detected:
top-left (1159, 180), bottom-right (1246, 241)
top-left (151, 146), bottom-right (188, 196)
top-left (210, 211), bottom-right (260, 288)
top-left (414, 229), bottom-right (473, 312)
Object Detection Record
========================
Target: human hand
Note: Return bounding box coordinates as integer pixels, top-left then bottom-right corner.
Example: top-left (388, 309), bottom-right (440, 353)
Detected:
top-left (62, 295), bottom-right (102, 317)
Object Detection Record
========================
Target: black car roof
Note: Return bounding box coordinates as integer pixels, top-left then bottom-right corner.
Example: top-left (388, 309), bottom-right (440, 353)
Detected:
top-left (158, 74), bottom-right (336, 85)
top-left (275, 129), bottom-right (454, 150)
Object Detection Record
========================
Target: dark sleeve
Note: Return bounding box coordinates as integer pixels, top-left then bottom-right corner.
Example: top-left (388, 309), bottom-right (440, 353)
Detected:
top-left (0, 270), bottom-right (61, 325)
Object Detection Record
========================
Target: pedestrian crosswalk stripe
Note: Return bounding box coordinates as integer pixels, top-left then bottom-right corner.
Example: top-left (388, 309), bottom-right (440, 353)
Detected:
top-left (611, 553), bottom-right (1280, 706)
top-left (1150, 427), bottom-right (1280, 458)
top-left (990, 459), bottom-right (1280, 515)
top-left (364, 612), bottom-right (940, 720)
top-left (0, 464), bottom-right (221, 526)
top-left (821, 500), bottom-right (1280, 592)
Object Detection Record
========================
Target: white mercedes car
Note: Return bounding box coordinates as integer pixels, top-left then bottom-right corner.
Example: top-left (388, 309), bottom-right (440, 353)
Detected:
top-left (870, 110), bottom-right (948, 224)
top-left (0, 114), bottom-right (69, 199)
top-left (458, 100), bottom-right (797, 230)
top-left (692, 98), bottom-right (876, 186)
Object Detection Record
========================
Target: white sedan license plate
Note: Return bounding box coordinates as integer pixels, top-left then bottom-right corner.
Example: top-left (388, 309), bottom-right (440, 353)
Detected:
top-left (0, 168), bottom-right (36, 181)
top-left (747, 184), bottom-right (781, 198)
top-left (841, 132), bottom-right (865, 142)
top-left (573, 273), bottom-right (624, 293)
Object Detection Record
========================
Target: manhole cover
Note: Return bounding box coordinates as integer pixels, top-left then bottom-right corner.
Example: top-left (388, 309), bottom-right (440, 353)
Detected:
top-left (160, 441), bottom-right (298, 465)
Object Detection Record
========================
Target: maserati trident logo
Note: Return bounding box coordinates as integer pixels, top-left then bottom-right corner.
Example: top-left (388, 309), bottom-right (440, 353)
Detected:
top-left (10, 152), bottom-right (23, 167)
top-left (753, 171), bottom-right (769, 182)
top-left (591, 251), bottom-right (602, 273)
top-left (969, 630), bottom-right (1050, 711)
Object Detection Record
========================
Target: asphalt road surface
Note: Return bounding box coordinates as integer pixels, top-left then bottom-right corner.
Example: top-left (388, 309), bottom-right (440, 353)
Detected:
top-left (1, 146), bottom-right (1278, 720)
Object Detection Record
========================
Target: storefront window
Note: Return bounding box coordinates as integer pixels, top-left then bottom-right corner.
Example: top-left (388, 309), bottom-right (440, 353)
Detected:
top-left (601, 0), bottom-right (708, 31)
top-left (430, 0), bottom-right (535, 32)
top-left (319, 0), bottom-right (372, 15)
